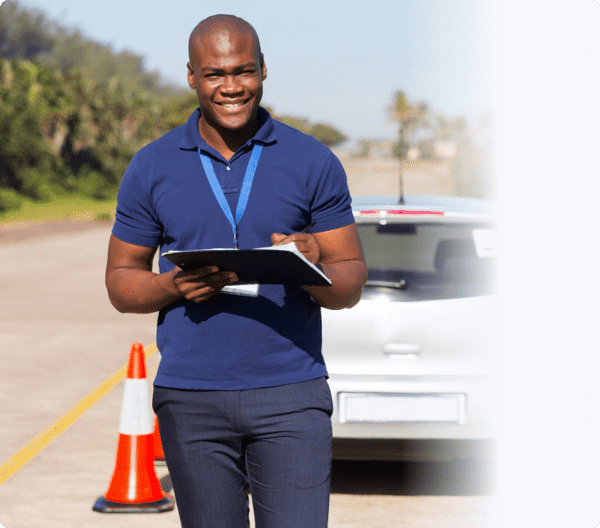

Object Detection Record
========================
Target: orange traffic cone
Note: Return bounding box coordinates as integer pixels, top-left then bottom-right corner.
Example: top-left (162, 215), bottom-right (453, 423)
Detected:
top-left (152, 415), bottom-right (167, 466)
top-left (93, 343), bottom-right (174, 513)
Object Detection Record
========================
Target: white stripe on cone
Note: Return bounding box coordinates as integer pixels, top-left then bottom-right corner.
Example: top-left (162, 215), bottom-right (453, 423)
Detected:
top-left (128, 438), bottom-right (137, 501)
top-left (119, 379), bottom-right (153, 435)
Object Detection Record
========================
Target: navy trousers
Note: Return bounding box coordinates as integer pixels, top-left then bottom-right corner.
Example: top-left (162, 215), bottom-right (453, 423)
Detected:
top-left (152, 377), bottom-right (333, 528)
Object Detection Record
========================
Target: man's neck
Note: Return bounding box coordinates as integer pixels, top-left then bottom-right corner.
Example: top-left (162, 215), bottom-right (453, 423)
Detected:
top-left (198, 116), bottom-right (259, 161)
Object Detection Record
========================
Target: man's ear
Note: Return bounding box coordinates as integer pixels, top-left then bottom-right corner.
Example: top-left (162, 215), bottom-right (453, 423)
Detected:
top-left (187, 62), bottom-right (196, 89)
top-left (261, 54), bottom-right (267, 81)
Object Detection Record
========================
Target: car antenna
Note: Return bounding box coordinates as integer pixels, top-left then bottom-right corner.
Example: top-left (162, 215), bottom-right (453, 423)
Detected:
top-left (398, 159), bottom-right (405, 204)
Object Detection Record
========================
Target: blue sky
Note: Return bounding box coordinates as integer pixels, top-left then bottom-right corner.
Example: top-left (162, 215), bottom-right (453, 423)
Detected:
top-left (13, 0), bottom-right (492, 143)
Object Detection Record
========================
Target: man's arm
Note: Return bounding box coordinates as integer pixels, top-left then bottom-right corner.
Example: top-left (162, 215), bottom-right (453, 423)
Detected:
top-left (271, 223), bottom-right (368, 310)
top-left (105, 235), bottom-right (238, 314)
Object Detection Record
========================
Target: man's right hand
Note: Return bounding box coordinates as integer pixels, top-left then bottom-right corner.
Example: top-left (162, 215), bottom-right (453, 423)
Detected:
top-left (105, 235), bottom-right (238, 313)
top-left (172, 266), bottom-right (239, 303)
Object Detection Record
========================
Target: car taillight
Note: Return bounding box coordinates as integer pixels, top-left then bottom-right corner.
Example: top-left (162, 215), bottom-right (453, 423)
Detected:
top-left (359, 210), bottom-right (444, 216)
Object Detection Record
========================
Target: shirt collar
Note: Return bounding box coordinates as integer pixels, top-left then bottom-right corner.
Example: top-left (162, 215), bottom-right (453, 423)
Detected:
top-left (180, 106), bottom-right (276, 152)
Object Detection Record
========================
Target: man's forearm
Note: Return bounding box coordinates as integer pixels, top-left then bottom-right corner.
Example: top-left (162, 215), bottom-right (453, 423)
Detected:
top-left (106, 268), bottom-right (182, 314)
top-left (304, 259), bottom-right (367, 310)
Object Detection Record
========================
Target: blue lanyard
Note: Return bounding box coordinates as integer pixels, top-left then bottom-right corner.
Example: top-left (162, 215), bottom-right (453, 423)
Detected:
top-left (198, 144), bottom-right (263, 249)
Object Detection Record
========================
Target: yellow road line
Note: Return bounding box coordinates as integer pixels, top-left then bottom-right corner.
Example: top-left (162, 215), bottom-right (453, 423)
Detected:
top-left (0, 342), bottom-right (159, 486)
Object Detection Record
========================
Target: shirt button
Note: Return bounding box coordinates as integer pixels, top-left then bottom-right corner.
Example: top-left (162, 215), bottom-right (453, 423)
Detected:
top-left (226, 166), bottom-right (231, 171)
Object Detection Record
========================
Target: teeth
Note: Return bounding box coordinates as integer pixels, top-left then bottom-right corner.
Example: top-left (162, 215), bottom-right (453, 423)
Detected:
top-left (221, 102), bottom-right (245, 108)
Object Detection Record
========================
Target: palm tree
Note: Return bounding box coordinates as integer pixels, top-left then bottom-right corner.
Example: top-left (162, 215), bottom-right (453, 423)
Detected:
top-left (388, 91), bottom-right (427, 203)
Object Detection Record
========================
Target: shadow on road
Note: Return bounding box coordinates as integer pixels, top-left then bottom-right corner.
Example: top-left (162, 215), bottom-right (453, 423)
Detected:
top-left (160, 473), bottom-right (173, 493)
top-left (331, 459), bottom-right (494, 496)
top-left (160, 459), bottom-right (494, 497)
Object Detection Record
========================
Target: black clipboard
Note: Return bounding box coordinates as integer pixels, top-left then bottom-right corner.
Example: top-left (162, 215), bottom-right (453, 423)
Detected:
top-left (161, 242), bottom-right (331, 286)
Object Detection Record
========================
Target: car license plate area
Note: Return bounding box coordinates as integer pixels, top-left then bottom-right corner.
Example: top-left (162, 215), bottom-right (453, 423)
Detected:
top-left (338, 393), bottom-right (466, 423)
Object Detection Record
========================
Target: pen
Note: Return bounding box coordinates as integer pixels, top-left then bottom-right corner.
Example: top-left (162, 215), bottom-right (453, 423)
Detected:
top-left (300, 222), bottom-right (316, 234)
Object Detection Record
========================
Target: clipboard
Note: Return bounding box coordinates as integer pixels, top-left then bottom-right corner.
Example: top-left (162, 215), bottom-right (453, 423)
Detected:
top-left (161, 242), bottom-right (331, 286)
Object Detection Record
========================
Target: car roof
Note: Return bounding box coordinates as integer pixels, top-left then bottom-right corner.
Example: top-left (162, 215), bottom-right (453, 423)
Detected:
top-left (351, 195), bottom-right (495, 223)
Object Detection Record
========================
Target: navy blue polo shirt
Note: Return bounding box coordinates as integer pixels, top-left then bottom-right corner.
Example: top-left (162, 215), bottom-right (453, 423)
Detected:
top-left (112, 107), bottom-right (354, 390)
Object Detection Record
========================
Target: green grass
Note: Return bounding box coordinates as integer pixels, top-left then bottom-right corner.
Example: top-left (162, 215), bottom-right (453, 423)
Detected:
top-left (0, 196), bottom-right (117, 225)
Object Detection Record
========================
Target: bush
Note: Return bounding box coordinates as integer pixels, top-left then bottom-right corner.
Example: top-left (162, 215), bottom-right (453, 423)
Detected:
top-left (75, 165), bottom-right (110, 200)
top-left (0, 58), bottom-right (166, 204)
top-left (0, 187), bottom-right (25, 213)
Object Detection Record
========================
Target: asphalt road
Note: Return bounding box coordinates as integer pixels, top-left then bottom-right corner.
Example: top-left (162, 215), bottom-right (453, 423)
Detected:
top-left (0, 159), bottom-right (495, 527)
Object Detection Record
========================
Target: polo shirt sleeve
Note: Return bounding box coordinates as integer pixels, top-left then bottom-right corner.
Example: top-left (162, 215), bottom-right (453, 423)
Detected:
top-left (112, 153), bottom-right (164, 248)
top-left (309, 151), bottom-right (355, 232)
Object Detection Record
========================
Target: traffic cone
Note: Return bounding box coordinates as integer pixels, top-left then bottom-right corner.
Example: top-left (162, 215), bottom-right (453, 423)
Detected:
top-left (93, 343), bottom-right (174, 513)
top-left (152, 415), bottom-right (167, 466)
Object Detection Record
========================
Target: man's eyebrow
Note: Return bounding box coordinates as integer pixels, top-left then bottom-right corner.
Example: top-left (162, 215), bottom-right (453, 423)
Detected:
top-left (201, 63), bottom-right (258, 73)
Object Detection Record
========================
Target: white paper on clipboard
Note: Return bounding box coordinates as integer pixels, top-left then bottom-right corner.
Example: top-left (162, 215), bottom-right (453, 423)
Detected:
top-left (221, 283), bottom-right (259, 297)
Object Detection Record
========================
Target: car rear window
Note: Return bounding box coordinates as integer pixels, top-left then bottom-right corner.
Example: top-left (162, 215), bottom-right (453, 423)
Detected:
top-left (357, 221), bottom-right (496, 301)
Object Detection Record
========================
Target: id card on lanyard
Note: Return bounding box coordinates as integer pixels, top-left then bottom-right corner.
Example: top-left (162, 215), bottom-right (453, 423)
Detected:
top-left (198, 144), bottom-right (263, 297)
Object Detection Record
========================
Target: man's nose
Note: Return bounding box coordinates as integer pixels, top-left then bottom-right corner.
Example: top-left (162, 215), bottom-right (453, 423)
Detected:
top-left (221, 75), bottom-right (242, 94)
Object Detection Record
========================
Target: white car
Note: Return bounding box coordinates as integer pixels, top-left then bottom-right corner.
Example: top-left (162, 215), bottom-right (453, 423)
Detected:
top-left (322, 195), bottom-right (497, 461)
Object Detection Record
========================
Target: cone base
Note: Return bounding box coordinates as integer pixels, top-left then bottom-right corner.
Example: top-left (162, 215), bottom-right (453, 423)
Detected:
top-left (93, 495), bottom-right (174, 513)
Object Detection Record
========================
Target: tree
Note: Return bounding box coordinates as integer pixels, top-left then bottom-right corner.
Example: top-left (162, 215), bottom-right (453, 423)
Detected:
top-left (277, 115), bottom-right (310, 134)
top-left (388, 90), bottom-right (428, 160)
top-left (276, 115), bottom-right (347, 147)
top-left (388, 90), bottom-right (428, 202)
top-left (1, 1), bottom-right (184, 103)
top-left (0, 0), bottom-right (54, 61)
top-left (308, 123), bottom-right (347, 148)
top-left (0, 57), bottom-right (165, 206)
top-left (45, 27), bottom-right (181, 102)
top-left (159, 92), bottom-right (198, 132)
top-left (430, 113), bottom-right (467, 142)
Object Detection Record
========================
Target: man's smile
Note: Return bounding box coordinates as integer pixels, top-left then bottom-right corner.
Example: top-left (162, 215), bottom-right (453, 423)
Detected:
top-left (216, 100), bottom-right (249, 109)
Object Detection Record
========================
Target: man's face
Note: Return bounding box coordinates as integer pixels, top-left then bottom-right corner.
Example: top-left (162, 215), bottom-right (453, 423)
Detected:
top-left (187, 28), bottom-right (266, 137)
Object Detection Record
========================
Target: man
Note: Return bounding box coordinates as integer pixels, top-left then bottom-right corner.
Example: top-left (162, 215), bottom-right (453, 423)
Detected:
top-left (105, 14), bottom-right (367, 528)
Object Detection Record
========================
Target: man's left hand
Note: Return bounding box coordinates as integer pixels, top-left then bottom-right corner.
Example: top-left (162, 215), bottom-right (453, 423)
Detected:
top-left (271, 232), bottom-right (320, 265)
top-left (271, 223), bottom-right (367, 310)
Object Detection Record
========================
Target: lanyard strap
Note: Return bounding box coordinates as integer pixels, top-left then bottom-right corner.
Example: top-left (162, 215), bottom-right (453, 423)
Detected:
top-left (199, 144), bottom-right (263, 249)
